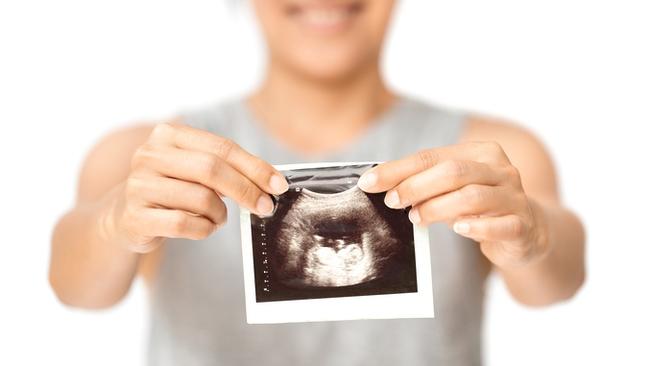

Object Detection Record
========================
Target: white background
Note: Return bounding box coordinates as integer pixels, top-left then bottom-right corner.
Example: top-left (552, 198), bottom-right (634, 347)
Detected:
top-left (1, 0), bottom-right (649, 365)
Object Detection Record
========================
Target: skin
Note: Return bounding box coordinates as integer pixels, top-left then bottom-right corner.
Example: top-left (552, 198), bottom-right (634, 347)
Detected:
top-left (49, 0), bottom-right (584, 309)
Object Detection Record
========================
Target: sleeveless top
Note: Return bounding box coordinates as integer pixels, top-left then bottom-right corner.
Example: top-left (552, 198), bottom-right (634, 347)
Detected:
top-left (147, 96), bottom-right (488, 365)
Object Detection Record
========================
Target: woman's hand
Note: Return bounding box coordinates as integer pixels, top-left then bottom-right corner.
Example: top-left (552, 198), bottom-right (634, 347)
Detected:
top-left (103, 123), bottom-right (289, 253)
top-left (357, 142), bottom-right (550, 269)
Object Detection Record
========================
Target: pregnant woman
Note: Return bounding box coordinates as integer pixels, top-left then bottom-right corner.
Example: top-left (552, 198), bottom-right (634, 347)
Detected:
top-left (49, 1), bottom-right (585, 365)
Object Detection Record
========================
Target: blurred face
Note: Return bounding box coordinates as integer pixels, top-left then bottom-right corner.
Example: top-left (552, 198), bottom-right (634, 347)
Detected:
top-left (252, 0), bottom-right (396, 81)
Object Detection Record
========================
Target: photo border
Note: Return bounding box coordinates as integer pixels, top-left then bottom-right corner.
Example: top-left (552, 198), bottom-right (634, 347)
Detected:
top-left (240, 162), bottom-right (434, 324)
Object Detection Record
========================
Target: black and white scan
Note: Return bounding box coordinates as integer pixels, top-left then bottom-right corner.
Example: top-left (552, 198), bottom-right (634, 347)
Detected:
top-left (240, 162), bottom-right (434, 323)
top-left (249, 163), bottom-right (418, 302)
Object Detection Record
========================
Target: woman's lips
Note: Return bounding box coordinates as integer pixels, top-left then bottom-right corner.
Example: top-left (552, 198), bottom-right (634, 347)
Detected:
top-left (286, 1), bottom-right (363, 33)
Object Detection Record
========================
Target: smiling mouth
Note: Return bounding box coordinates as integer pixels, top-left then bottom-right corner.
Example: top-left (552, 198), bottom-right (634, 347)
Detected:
top-left (286, 1), bottom-right (364, 32)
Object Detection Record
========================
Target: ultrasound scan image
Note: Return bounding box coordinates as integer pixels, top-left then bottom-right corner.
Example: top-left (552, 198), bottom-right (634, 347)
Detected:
top-left (250, 163), bottom-right (418, 302)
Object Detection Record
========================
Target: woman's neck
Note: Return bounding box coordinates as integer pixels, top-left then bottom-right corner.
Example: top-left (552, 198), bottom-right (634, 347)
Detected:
top-left (247, 61), bottom-right (396, 156)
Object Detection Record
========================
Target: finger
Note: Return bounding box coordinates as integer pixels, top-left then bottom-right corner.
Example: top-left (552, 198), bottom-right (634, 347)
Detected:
top-left (384, 160), bottom-right (509, 209)
top-left (128, 176), bottom-right (227, 225)
top-left (452, 215), bottom-right (528, 242)
top-left (137, 208), bottom-right (217, 241)
top-left (358, 142), bottom-right (510, 193)
top-left (134, 145), bottom-right (275, 216)
top-left (148, 123), bottom-right (288, 195)
top-left (408, 185), bottom-right (518, 225)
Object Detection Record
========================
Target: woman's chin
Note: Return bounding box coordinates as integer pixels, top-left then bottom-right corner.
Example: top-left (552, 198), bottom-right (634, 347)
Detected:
top-left (282, 52), bottom-right (375, 83)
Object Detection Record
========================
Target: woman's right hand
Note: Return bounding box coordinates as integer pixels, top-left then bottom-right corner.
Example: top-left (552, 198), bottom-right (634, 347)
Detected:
top-left (103, 123), bottom-right (289, 253)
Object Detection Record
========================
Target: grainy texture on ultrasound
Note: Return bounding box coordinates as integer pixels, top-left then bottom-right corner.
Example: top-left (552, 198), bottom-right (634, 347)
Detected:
top-left (250, 164), bottom-right (418, 302)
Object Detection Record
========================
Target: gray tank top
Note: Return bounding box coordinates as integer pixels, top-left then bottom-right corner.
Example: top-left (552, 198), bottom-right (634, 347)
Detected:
top-left (147, 96), bottom-right (487, 365)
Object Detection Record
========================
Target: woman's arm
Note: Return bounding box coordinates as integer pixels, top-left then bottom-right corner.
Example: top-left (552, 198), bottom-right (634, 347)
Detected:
top-left (497, 198), bottom-right (585, 305)
top-left (357, 116), bottom-right (585, 306)
top-left (460, 117), bottom-right (585, 306)
top-left (49, 122), bottom-right (288, 309)
top-left (49, 125), bottom-right (153, 308)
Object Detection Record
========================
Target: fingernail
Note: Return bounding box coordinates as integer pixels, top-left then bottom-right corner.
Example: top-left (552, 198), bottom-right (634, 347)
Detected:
top-left (357, 171), bottom-right (377, 191)
top-left (384, 190), bottom-right (401, 208)
top-left (269, 173), bottom-right (288, 194)
top-left (453, 222), bottom-right (471, 235)
top-left (256, 195), bottom-right (274, 216)
top-left (408, 208), bottom-right (421, 224)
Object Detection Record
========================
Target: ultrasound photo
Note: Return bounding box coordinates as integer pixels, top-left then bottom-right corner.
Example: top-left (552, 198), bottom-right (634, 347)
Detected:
top-left (240, 162), bottom-right (434, 324)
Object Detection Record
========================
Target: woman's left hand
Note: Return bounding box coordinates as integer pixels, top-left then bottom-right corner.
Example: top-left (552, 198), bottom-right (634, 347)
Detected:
top-left (357, 142), bottom-right (550, 269)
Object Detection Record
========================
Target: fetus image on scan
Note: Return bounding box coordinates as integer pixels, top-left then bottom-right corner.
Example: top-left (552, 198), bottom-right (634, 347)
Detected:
top-left (250, 164), bottom-right (418, 302)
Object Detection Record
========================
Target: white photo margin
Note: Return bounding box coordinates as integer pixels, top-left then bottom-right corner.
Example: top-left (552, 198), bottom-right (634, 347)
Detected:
top-left (240, 162), bottom-right (434, 324)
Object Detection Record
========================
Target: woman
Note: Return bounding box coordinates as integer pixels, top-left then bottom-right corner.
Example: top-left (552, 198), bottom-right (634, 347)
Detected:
top-left (49, 1), bottom-right (585, 365)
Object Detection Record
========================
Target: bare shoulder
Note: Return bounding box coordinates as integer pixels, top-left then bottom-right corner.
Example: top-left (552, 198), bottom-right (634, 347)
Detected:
top-left (77, 117), bottom-right (181, 202)
top-left (460, 114), bottom-right (559, 201)
top-left (77, 123), bottom-right (152, 202)
top-left (460, 114), bottom-right (546, 155)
